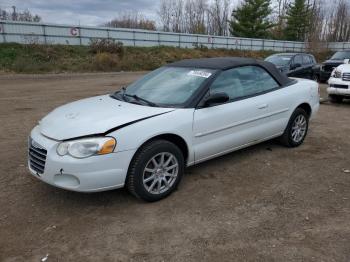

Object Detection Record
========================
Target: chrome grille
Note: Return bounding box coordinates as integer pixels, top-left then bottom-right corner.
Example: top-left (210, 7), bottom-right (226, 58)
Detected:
top-left (342, 73), bottom-right (350, 81)
top-left (28, 138), bottom-right (47, 174)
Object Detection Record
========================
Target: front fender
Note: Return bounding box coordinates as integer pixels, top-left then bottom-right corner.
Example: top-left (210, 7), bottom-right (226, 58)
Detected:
top-left (109, 109), bottom-right (195, 165)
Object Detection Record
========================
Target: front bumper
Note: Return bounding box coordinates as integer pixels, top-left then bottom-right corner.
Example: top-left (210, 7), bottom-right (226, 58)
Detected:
top-left (28, 126), bottom-right (136, 192)
top-left (327, 78), bottom-right (350, 97)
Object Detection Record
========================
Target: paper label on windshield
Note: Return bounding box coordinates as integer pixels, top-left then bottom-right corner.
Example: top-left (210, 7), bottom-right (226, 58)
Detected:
top-left (188, 70), bottom-right (212, 78)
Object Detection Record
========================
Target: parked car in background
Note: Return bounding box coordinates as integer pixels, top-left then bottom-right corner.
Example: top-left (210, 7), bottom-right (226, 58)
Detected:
top-left (320, 50), bottom-right (350, 82)
top-left (28, 57), bottom-right (320, 201)
top-left (265, 53), bottom-right (319, 81)
top-left (327, 59), bottom-right (350, 103)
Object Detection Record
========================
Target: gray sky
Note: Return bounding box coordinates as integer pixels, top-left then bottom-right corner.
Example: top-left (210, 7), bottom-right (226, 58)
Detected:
top-left (0, 0), bottom-right (162, 26)
top-left (2, 0), bottom-right (345, 27)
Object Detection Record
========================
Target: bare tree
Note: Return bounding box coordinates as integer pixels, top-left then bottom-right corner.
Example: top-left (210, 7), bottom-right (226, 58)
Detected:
top-left (270, 0), bottom-right (291, 39)
top-left (207, 0), bottom-right (230, 36)
top-left (326, 0), bottom-right (350, 41)
top-left (158, 0), bottom-right (231, 36)
top-left (184, 0), bottom-right (207, 34)
top-left (158, 0), bottom-right (173, 31)
top-left (172, 0), bottom-right (185, 32)
top-left (307, 0), bottom-right (324, 40)
top-left (0, 6), bottom-right (41, 22)
top-left (158, 0), bottom-right (185, 33)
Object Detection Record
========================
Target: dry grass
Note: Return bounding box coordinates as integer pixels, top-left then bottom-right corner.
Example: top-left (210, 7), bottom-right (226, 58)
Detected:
top-left (0, 42), bottom-right (330, 74)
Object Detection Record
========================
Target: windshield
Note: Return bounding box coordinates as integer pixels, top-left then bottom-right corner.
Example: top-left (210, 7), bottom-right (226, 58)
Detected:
top-left (331, 51), bottom-right (350, 60)
top-left (265, 55), bottom-right (293, 66)
top-left (119, 67), bottom-right (215, 107)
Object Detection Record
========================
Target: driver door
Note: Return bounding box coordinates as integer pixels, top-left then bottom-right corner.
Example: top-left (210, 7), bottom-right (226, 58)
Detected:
top-left (289, 55), bottom-right (305, 78)
top-left (193, 66), bottom-right (281, 163)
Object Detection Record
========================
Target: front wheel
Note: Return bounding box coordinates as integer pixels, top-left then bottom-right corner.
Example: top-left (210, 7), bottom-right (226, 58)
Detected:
top-left (280, 108), bottom-right (309, 147)
top-left (126, 140), bottom-right (184, 202)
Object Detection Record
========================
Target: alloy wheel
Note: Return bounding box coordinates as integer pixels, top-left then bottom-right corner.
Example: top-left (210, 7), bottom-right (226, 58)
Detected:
top-left (291, 115), bottom-right (307, 143)
top-left (142, 152), bottom-right (179, 195)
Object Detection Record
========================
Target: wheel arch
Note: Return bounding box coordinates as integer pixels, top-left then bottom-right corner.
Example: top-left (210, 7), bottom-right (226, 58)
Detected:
top-left (131, 133), bottom-right (190, 165)
top-left (296, 102), bottom-right (312, 117)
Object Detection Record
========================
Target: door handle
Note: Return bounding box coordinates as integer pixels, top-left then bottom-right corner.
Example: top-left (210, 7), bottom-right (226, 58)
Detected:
top-left (258, 104), bottom-right (268, 109)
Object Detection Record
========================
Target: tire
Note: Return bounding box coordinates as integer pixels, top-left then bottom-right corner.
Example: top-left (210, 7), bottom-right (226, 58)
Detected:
top-left (126, 140), bottom-right (184, 202)
top-left (329, 95), bottom-right (343, 103)
top-left (280, 108), bottom-right (309, 148)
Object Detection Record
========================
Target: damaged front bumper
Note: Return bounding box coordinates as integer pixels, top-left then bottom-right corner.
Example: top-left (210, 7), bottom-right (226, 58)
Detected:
top-left (28, 126), bottom-right (135, 192)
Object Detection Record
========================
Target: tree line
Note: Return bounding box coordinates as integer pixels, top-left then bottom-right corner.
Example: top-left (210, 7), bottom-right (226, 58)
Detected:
top-left (102, 0), bottom-right (350, 42)
top-left (155, 0), bottom-right (350, 42)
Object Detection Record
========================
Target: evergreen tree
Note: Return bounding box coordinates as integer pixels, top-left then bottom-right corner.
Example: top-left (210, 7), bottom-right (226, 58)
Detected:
top-left (229, 0), bottom-right (274, 39)
top-left (283, 0), bottom-right (312, 41)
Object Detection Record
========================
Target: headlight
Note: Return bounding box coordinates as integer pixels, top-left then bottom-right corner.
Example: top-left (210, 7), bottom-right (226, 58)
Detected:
top-left (332, 69), bottom-right (342, 78)
top-left (57, 137), bottom-right (116, 158)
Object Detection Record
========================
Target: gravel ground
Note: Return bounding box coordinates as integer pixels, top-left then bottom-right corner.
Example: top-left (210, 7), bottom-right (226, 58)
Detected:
top-left (0, 73), bottom-right (349, 262)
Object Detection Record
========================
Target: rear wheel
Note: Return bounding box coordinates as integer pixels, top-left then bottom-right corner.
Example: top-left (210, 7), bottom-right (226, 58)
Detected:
top-left (126, 140), bottom-right (184, 202)
top-left (280, 108), bottom-right (309, 147)
top-left (329, 95), bottom-right (343, 103)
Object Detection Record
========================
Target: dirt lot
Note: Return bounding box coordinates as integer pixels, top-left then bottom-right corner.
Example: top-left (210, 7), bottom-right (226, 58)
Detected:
top-left (0, 73), bottom-right (350, 262)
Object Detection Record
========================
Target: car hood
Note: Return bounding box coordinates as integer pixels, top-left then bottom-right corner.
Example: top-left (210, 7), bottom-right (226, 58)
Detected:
top-left (336, 64), bottom-right (350, 72)
top-left (323, 59), bottom-right (344, 65)
top-left (39, 95), bottom-right (175, 140)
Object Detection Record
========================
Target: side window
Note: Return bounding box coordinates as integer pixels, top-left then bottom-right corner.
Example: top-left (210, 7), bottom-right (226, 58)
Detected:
top-left (305, 55), bottom-right (314, 65)
top-left (314, 56), bottom-right (317, 63)
top-left (293, 55), bottom-right (303, 65)
top-left (209, 66), bottom-right (280, 101)
top-left (302, 55), bottom-right (310, 65)
top-left (310, 55), bottom-right (316, 64)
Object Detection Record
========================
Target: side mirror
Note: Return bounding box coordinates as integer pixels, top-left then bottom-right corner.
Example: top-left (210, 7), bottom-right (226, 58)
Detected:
top-left (291, 63), bottom-right (301, 70)
top-left (344, 59), bottom-right (350, 64)
top-left (204, 92), bottom-right (229, 107)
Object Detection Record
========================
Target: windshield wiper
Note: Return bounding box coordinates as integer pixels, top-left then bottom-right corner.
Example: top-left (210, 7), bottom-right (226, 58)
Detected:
top-left (121, 86), bottom-right (126, 99)
top-left (111, 87), bottom-right (129, 102)
top-left (124, 93), bottom-right (158, 107)
top-left (112, 87), bottom-right (158, 107)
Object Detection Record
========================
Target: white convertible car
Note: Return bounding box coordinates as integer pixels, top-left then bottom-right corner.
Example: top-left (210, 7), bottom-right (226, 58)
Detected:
top-left (328, 59), bottom-right (350, 103)
top-left (28, 57), bottom-right (319, 201)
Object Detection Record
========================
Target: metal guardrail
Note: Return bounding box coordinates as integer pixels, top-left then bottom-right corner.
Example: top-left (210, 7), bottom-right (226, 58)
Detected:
top-left (0, 20), bottom-right (349, 51)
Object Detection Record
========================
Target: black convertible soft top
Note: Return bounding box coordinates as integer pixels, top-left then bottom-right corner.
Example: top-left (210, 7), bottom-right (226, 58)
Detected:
top-left (168, 57), bottom-right (294, 86)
